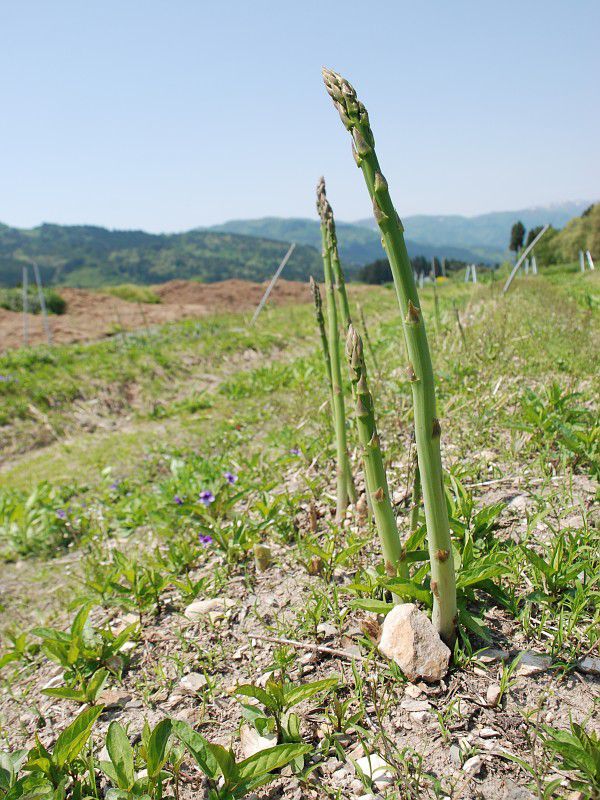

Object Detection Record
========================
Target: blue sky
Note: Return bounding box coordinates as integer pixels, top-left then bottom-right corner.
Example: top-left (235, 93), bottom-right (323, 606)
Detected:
top-left (2, 0), bottom-right (598, 232)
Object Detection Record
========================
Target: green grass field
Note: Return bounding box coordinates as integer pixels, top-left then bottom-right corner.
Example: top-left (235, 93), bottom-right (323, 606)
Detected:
top-left (0, 266), bottom-right (598, 799)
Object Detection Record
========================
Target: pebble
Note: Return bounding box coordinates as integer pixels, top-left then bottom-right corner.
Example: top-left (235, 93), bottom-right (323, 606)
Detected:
top-left (379, 603), bottom-right (450, 682)
top-left (462, 754), bottom-right (483, 776)
top-left (183, 598), bottom-right (235, 622)
top-left (239, 725), bottom-right (277, 758)
top-left (401, 698), bottom-right (431, 712)
top-left (579, 656), bottom-right (600, 676)
top-left (515, 651), bottom-right (552, 676)
top-left (410, 710), bottom-right (432, 725)
top-left (478, 647), bottom-right (510, 663)
top-left (479, 727), bottom-right (500, 738)
top-left (179, 672), bottom-right (208, 693)
top-left (354, 754), bottom-right (394, 788)
top-left (486, 684), bottom-right (502, 707)
top-left (404, 683), bottom-right (424, 699)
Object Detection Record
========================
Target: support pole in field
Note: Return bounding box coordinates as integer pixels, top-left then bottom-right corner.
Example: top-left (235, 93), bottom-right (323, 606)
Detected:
top-left (531, 255), bottom-right (538, 275)
top-left (586, 250), bottom-right (595, 270)
top-left (31, 261), bottom-right (52, 344)
top-left (419, 271), bottom-right (424, 289)
top-left (441, 256), bottom-right (446, 277)
top-left (524, 258), bottom-right (529, 275)
top-left (503, 224), bottom-right (549, 294)
top-left (579, 250), bottom-right (585, 272)
top-left (464, 264), bottom-right (471, 282)
top-left (250, 242), bottom-right (296, 325)
top-left (472, 264), bottom-right (477, 283)
top-left (22, 265), bottom-right (29, 347)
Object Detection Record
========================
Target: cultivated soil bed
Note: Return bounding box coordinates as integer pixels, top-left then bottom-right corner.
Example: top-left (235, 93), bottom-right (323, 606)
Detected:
top-left (0, 279), bottom-right (310, 350)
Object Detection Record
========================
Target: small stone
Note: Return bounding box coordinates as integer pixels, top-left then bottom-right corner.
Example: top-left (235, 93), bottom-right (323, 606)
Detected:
top-left (508, 495), bottom-right (529, 511)
top-left (354, 754), bottom-right (394, 788)
top-left (378, 603), bottom-right (450, 682)
top-left (239, 725), bottom-right (277, 759)
top-left (410, 711), bottom-right (432, 724)
top-left (462, 754), bottom-right (483, 776)
top-left (99, 690), bottom-right (132, 709)
top-left (479, 727), bottom-right (500, 739)
top-left (579, 656), bottom-right (600, 676)
top-left (317, 622), bottom-right (337, 639)
top-left (401, 698), bottom-right (431, 712)
top-left (515, 651), bottom-right (552, 676)
top-left (478, 647), bottom-right (510, 664)
top-left (404, 683), bottom-right (424, 699)
top-left (486, 684), bottom-right (502, 707)
top-left (183, 598), bottom-right (234, 621)
top-left (450, 744), bottom-right (461, 764)
top-left (179, 673), bottom-right (208, 693)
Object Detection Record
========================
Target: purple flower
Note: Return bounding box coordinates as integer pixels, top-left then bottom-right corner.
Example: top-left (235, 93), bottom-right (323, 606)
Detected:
top-left (56, 509), bottom-right (67, 519)
top-left (109, 482), bottom-right (120, 491)
top-left (199, 534), bottom-right (213, 547)
top-left (199, 490), bottom-right (215, 506)
top-left (224, 471), bottom-right (237, 485)
top-left (290, 447), bottom-right (301, 456)
top-left (174, 495), bottom-right (183, 505)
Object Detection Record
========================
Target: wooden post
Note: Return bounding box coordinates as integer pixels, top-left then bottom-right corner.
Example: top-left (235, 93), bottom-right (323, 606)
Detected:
top-left (585, 250), bottom-right (595, 271)
top-left (22, 265), bottom-right (29, 347)
top-left (503, 224), bottom-right (549, 294)
top-left (31, 261), bottom-right (52, 344)
top-left (251, 242), bottom-right (295, 325)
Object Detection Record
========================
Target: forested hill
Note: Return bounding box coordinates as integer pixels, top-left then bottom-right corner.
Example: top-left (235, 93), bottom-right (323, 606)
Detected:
top-left (0, 223), bottom-right (324, 288)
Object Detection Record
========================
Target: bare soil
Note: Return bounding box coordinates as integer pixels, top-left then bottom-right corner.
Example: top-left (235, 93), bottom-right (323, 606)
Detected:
top-left (0, 279), bottom-right (311, 351)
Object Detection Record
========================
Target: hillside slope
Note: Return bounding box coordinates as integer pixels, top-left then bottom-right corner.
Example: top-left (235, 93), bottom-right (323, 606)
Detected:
top-left (534, 203), bottom-right (600, 265)
top-left (0, 224), bottom-right (323, 288)
top-left (208, 217), bottom-right (492, 265)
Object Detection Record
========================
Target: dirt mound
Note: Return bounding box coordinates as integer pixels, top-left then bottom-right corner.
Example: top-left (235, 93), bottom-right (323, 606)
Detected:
top-left (153, 278), bottom-right (308, 308)
top-left (0, 279), bottom-right (310, 351)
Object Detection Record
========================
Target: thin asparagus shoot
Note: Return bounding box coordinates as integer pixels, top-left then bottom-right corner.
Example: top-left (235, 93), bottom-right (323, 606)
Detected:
top-left (346, 325), bottom-right (404, 576)
top-left (357, 302), bottom-right (381, 381)
top-left (318, 186), bottom-right (354, 519)
top-left (317, 178), bottom-right (353, 332)
top-left (310, 276), bottom-right (332, 392)
top-left (322, 68), bottom-right (457, 644)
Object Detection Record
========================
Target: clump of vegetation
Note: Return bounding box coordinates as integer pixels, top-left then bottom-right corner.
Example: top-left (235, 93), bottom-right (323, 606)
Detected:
top-left (102, 283), bottom-right (162, 304)
top-left (0, 286), bottom-right (66, 314)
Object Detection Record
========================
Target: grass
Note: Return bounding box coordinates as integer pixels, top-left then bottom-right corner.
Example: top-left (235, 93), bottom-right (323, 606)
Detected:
top-left (101, 283), bottom-right (163, 304)
top-left (0, 266), bottom-right (598, 799)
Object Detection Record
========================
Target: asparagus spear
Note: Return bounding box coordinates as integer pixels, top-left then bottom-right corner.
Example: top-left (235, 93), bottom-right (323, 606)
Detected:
top-left (322, 68), bottom-right (457, 644)
top-left (310, 276), bottom-right (332, 390)
top-left (318, 187), bottom-right (355, 519)
top-left (311, 274), bottom-right (357, 502)
top-left (346, 325), bottom-right (404, 577)
top-left (317, 178), bottom-right (352, 331)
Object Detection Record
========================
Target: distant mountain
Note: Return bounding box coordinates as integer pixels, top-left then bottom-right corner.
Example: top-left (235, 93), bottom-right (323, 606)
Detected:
top-left (207, 217), bottom-right (489, 265)
top-left (0, 224), bottom-right (323, 288)
top-left (354, 201), bottom-right (594, 257)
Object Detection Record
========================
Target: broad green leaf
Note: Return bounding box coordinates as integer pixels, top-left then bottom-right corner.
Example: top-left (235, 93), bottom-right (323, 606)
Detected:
top-left (349, 598), bottom-right (393, 614)
top-left (0, 652), bottom-right (21, 670)
top-left (41, 687), bottom-right (86, 702)
top-left (380, 578), bottom-right (432, 606)
top-left (145, 719), bottom-right (173, 779)
top-left (85, 668), bottom-right (109, 702)
top-left (70, 604), bottom-right (92, 639)
top-left (234, 684), bottom-right (278, 711)
top-left (172, 721), bottom-right (219, 779)
top-left (53, 705), bottom-right (104, 767)
top-left (236, 743), bottom-right (311, 782)
top-left (206, 744), bottom-right (237, 783)
top-left (283, 678), bottom-right (338, 709)
top-left (106, 722), bottom-right (135, 790)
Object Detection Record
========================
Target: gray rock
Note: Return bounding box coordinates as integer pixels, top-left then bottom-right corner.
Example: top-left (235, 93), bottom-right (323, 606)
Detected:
top-left (378, 603), bottom-right (450, 682)
top-left (515, 651), bottom-right (552, 676)
top-left (462, 754), bottom-right (483, 776)
top-left (184, 598), bottom-right (235, 622)
top-left (179, 672), bottom-right (208, 693)
top-left (579, 656), bottom-right (600, 675)
top-left (486, 684), bottom-right (502, 707)
top-left (354, 754), bottom-right (394, 788)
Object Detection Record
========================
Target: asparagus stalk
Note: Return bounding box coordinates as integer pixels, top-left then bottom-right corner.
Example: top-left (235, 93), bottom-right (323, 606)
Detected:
top-left (311, 274), bottom-right (356, 502)
top-left (317, 178), bottom-right (353, 331)
top-left (323, 68), bottom-right (457, 644)
top-left (318, 191), bottom-right (354, 519)
top-left (310, 276), bottom-right (332, 390)
top-left (346, 325), bottom-right (404, 576)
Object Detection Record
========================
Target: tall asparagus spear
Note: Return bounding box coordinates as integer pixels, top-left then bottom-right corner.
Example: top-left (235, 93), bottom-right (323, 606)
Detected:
top-left (311, 274), bottom-right (356, 502)
top-left (322, 68), bottom-right (457, 644)
top-left (346, 325), bottom-right (405, 577)
top-left (318, 188), bottom-right (354, 519)
top-left (317, 178), bottom-right (353, 332)
top-left (310, 276), bottom-right (332, 390)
